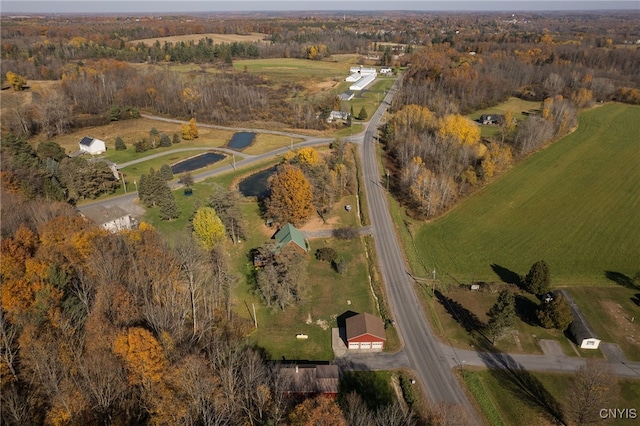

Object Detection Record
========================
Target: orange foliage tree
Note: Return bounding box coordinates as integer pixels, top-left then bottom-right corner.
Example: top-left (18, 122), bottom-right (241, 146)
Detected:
top-left (266, 164), bottom-right (314, 226)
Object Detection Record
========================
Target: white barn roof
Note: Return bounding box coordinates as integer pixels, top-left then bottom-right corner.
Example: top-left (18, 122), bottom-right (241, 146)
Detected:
top-left (349, 72), bottom-right (377, 91)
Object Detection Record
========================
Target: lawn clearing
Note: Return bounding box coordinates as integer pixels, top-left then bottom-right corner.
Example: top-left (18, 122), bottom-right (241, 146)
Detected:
top-left (411, 103), bottom-right (640, 287)
top-left (463, 369), bottom-right (640, 426)
top-left (467, 96), bottom-right (541, 122)
top-left (233, 58), bottom-right (349, 87)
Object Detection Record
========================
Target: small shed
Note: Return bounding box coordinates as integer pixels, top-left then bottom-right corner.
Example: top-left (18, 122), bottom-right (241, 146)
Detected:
top-left (78, 136), bottom-right (107, 155)
top-left (273, 223), bottom-right (309, 253)
top-left (560, 289), bottom-right (601, 349)
top-left (346, 312), bottom-right (386, 350)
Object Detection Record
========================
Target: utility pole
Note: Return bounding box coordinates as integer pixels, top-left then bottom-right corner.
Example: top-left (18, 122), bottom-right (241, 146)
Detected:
top-left (432, 268), bottom-right (436, 296)
top-left (252, 303), bottom-right (258, 328)
top-left (133, 180), bottom-right (138, 195)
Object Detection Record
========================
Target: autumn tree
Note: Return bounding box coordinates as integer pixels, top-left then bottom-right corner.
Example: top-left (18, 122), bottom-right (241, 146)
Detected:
top-left (536, 293), bottom-right (573, 330)
top-left (289, 396), bottom-right (346, 426)
top-left (208, 183), bottom-right (247, 243)
top-left (192, 207), bottom-right (226, 250)
top-left (563, 360), bottom-right (619, 425)
top-left (524, 260), bottom-right (551, 296)
top-left (487, 289), bottom-right (516, 344)
top-left (6, 71), bottom-right (27, 91)
top-left (182, 118), bottom-right (199, 140)
top-left (437, 114), bottom-right (481, 146)
top-left (266, 164), bottom-right (314, 227)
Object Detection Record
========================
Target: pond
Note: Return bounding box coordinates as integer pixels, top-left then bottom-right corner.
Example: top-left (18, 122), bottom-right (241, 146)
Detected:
top-left (227, 132), bottom-right (256, 150)
top-left (238, 166), bottom-right (277, 198)
top-left (171, 152), bottom-right (226, 174)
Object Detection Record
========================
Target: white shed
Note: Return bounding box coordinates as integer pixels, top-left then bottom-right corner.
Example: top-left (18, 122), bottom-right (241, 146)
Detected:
top-left (79, 136), bottom-right (106, 155)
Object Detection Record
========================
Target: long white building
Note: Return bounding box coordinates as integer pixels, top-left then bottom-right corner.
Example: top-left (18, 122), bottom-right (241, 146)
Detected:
top-left (349, 72), bottom-right (377, 91)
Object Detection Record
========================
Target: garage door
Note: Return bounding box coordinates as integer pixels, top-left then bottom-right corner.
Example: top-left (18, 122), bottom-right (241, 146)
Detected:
top-left (359, 342), bottom-right (371, 349)
top-left (372, 342), bottom-right (383, 349)
top-left (348, 342), bottom-right (360, 349)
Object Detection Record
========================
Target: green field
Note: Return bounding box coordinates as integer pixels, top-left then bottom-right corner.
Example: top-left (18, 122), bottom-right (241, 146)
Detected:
top-left (463, 369), bottom-right (640, 426)
top-left (467, 97), bottom-right (541, 138)
top-left (409, 103), bottom-right (640, 286)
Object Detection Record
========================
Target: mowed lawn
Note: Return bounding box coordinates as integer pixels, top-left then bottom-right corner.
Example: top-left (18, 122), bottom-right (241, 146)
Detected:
top-left (413, 103), bottom-right (640, 286)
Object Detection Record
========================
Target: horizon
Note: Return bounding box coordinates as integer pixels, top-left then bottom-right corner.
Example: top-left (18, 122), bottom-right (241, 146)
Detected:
top-left (2, 1), bottom-right (639, 15)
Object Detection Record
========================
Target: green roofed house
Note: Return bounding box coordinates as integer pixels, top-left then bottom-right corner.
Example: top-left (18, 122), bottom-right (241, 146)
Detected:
top-left (274, 223), bottom-right (310, 253)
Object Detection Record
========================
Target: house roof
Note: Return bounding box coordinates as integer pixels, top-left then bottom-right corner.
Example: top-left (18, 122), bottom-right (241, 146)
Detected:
top-left (81, 205), bottom-right (130, 226)
top-left (79, 136), bottom-right (97, 146)
top-left (559, 289), bottom-right (600, 342)
top-left (346, 312), bottom-right (386, 341)
top-left (274, 223), bottom-right (308, 252)
top-left (279, 364), bottom-right (339, 394)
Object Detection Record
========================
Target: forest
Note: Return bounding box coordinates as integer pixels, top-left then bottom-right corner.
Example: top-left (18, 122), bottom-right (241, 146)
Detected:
top-left (1, 8), bottom-right (640, 426)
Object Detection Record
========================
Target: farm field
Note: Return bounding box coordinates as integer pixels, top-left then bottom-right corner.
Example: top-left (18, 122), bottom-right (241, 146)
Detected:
top-left (409, 103), bottom-right (640, 287)
top-left (131, 32), bottom-right (269, 47)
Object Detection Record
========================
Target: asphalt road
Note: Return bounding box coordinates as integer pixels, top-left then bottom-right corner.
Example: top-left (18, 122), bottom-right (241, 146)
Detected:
top-left (359, 79), bottom-right (480, 422)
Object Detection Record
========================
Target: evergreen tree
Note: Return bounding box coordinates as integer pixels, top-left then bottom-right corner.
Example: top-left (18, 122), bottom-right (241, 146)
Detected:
top-left (158, 164), bottom-right (173, 181)
top-left (115, 136), bottom-right (126, 151)
top-left (108, 105), bottom-right (121, 121)
top-left (172, 133), bottom-right (181, 144)
top-left (358, 106), bottom-right (368, 120)
top-left (487, 289), bottom-right (516, 344)
top-left (149, 127), bottom-right (159, 148)
top-left (537, 293), bottom-right (573, 330)
top-left (524, 260), bottom-right (551, 296)
top-left (158, 186), bottom-right (180, 220)
top-left (159, 133), bottom-right (172, 147)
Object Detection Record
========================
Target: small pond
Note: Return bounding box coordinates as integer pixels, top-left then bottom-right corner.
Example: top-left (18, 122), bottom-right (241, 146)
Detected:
top-left (227, 132), bottom-right (256, 150)
top-left (238, 166), bottom-right (277, 198)
top-left (171, 152), bottom-right (226, 174)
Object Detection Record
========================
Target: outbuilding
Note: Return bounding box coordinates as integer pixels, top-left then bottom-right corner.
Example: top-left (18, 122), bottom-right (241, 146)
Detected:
top-left (560, 289), bottom-right (601, 349)
top-left (78, 136), bottom-right (107, 155)
top-left (346, 312), bottom-right (386, 350)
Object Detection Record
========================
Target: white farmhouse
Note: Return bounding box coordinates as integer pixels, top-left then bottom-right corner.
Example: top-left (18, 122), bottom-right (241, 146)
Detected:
top-left (79, 136), bottom-right (106, 155)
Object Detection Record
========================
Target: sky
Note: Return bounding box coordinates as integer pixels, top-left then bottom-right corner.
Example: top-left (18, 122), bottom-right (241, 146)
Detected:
top-left (2, 0), bottom-right (639, 14)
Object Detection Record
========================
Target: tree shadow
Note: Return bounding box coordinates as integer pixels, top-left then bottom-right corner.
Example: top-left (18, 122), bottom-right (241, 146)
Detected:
top-left (435, 290), bottom-right (484, 334)
top-left (339, 370), bottom-right (395, 410)
top-left (605, 271), bottom-right (639, 290)
top-left (491, 264), bottom-right (523, 287)
top-left (479, 351), bottom-right (565, 424)
top-left (514, 294), bottom-right (539, 326)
